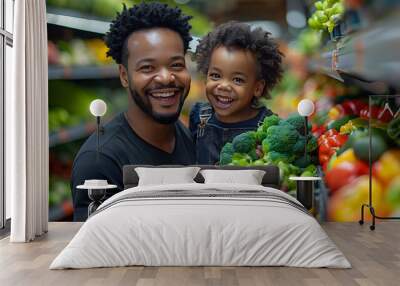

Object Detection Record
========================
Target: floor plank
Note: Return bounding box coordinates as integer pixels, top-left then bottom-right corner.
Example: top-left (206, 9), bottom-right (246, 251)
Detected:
top-left (0, 222), bottom-right (399, 286)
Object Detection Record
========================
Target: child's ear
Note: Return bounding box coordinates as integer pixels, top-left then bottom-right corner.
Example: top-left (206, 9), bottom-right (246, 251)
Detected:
top-left (119, 64), bottom-right (129, 88)
top-left (254, 80), bottom-right (266, 98)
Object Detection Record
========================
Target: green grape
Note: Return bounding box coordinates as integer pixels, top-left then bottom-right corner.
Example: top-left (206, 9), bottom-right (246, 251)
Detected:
top-left (315, 1), bottom-right (324, 10)
top-left (315, 10), bottom-right (328, 23)
top-left (332, 2), bottom-right (344, 14)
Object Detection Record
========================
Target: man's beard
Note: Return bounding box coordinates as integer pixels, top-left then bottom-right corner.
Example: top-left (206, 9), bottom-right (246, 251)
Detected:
top-left (128, 83), bottom-right (186, 125)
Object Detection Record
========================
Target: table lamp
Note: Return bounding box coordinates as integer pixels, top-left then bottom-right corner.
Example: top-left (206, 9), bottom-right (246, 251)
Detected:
top-left (89, 99), bottom-right (107, 162)
top-left (297, 99), bottom-right (315, 156)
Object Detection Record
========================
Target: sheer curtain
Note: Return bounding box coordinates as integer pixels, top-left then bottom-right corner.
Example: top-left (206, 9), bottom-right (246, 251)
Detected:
top-left (7, 0), bottom-right (48, 242)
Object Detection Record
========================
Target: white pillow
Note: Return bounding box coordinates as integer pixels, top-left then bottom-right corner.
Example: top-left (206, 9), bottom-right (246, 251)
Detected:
top-left (200, 169), bottom-right (266, 185)
top-left (135, 167), bottom-right (201, 186)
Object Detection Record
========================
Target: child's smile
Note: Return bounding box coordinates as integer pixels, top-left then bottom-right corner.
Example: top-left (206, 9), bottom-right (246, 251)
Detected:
top-left (205, 46), bottom-right (265, 123)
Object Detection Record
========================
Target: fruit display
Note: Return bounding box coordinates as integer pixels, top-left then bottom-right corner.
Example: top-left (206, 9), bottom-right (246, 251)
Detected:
top-left (307, 0), bottom-right (345, 33)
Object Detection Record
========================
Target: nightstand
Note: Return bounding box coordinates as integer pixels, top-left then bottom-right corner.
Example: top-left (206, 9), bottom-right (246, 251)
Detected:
top-left (77, 180), bottom-right (117, 217)
top-left (289, 177), bottom-right (322, 211)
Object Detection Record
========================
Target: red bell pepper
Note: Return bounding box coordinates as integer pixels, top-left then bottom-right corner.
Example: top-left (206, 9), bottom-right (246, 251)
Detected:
top-left (318, 129), bottom-right (348, 167)
top-left (359, 106), bottom-right (393, 123)
top-left (329, 99), bottom-right (368, 119)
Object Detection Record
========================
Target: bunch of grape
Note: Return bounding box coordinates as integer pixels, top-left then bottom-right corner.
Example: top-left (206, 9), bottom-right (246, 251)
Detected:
top-left (308, 0), bottom-right (345, 33)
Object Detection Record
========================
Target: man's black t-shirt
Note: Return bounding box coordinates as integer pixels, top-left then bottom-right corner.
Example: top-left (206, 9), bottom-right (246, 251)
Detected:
top-left (71, 112), bottom-right (196, 221)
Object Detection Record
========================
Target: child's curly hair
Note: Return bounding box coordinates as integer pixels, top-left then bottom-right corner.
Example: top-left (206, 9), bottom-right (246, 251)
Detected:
top-left (195, 21), bottom-right (283, 98)
top-left (105, 2), bottom-right (192, 67)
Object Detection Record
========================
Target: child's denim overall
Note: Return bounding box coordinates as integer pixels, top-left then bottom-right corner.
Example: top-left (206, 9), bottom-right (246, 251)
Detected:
top-left (195, 103), bottom-right (272, 165)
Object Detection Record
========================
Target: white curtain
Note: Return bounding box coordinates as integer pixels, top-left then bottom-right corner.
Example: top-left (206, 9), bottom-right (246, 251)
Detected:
top-left (7, 0), bottom-right (48, 242)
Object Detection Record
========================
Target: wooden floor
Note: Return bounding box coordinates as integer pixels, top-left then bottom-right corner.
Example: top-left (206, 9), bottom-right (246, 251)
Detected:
top-left (0, 222), bottom-right (399, 286)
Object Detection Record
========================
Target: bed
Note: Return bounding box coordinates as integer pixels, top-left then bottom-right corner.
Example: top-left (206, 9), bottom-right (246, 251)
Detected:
top-left (50, 165), bottom-right (350, 269)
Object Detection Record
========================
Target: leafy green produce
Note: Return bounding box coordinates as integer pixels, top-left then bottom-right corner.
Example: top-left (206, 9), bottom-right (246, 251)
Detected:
top-left (353, 134), bottom-right (388, 162)
top-left (232, 131), bottom-right (257, 153)
top-left (219, 114), bottom-right (319, 191)
top-left (307, 0), bottom-right (344, 33)
top-left (387, 117), bottom-right (400, 145)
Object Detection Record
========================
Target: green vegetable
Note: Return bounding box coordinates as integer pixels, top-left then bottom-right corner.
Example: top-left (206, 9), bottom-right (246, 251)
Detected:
top-left (387, 117), bottom-right (400, 145)
top-left (219, 143), bottom-right (234, 165)
top-left (285, 113), bottom-right (309, 134)
top-left (327, 115), bottom-right (356, 131)
top-left (306, 135), bottom-right (318, 152)
top-left (293, 155), bottom-right (312, 168)
top-left (261, 115), bottom-right (281, 133)
top-left (248, 149), bottom-right (259, 161)
top-left (353, 134), bottom-right (388, 162)
top-left (255, 126), bottom-right (268, 143)
top-left (231, 153), bottom-right (252, 166)
top-left (265, 124), bottom-right (299, 153)
top-left (232, 131), bottom-right (256, 153)
top-left (266, 151), bottom-right (295, 164)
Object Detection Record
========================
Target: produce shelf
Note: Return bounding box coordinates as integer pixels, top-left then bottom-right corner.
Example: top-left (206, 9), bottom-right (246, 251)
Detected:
top-left (309, 12), bottom-right (400, 87)
top-left (48, 65), bottom-right (119, 80)
top-left (49, 121), bottom-right (96, 147)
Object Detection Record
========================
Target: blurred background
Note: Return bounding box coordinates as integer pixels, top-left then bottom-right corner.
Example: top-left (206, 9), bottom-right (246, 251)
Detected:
top-left (46, 0), bottom-right (400, 222)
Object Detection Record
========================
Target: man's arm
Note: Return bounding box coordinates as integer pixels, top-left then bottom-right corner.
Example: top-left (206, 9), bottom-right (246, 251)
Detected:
top-left (70, 151), bottom-right (123, 221)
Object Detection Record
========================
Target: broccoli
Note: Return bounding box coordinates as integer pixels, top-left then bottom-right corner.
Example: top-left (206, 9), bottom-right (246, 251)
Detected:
top-left (284, 113), bottom-right (311, 134)
top-left (261, 138), bottom-right (270, 153)
top-left (231, 153), bottom-right (252, 166)
top-left (277, 161), bottom-right (301, 191)
top-left (292, 136), bottom-right (307, 155)
top-left (232, 131), bottom-right (256, 153)
top-left (306, 135), bottom-right (318, 152)
top-left (261, 115), bottom-right (280, 133)
top-left (293, 155), bottom-right (312, 168)
top-left (219, 143), bottom-right (234, 165)
top-left (248, 149), bottom-right (259, 161)
top-left (301, 164), bottom-right (317, 177)
top-left (265, 124), bottom-right (299, 153)
top-left (266, 151), bottom-right (295, 164)
top-left (255, 126), bottom-right (268, 143)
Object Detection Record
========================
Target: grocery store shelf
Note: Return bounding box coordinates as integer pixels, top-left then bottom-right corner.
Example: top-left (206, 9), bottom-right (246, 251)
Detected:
top-left (47, 7), bottom-right (110, 34)
top-left (47, 7), bottom-right (200, 52)
top-left (309, 12), bottom-right (400, 87)
top-left (49, 121), bottom-right (96, 147)
top-left (48, 65), bottom-right (119, 80)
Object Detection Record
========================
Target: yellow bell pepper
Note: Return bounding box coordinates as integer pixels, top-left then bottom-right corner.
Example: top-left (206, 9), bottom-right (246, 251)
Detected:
top-left (373, 150), bottom-right (400, 186)
top-left (330, 149), bottom-right (356, 169)
top-left (328, 175), bottom-right (385, 222)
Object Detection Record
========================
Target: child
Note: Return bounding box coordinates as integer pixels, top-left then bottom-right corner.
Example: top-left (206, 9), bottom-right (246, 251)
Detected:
top-left (189, 21), bottom-right (283, 164)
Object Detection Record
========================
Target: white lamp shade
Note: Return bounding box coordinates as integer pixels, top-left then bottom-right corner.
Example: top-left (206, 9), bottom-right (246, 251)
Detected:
top-left (297, 99), bottom-right (315, 116)
top-left (90, 99), bottom-right (107, 117)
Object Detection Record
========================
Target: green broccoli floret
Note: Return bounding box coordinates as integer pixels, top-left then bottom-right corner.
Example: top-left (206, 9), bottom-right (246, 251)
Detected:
top-left (306, 135), bottom-right (318, 152)
top-left (255, 126), bottom-right (268, 143)
top-left (266, 151), bottom-right (295, 164)
top-left (265, 124), bottom-right (299, 153)
top-left (301, 164), bottom-right (317, 177)
top-left (261, 114), bottom-right (281, 133)
top-left (231, 153), bottom-right (252, 166)
top-left (293, 155), bottom-right (312, 168)
top-left (262, 138), bottom-right (270, 153)
top-left (232, 131), bottom-right (256, 153)
top-left (284, 113), bottom-right (307, 133)
top-left (219, 143), bottom-right (234, 165)
top-left (248, 149), bottom-right (259, 161)
top-left (292, 136), bottom-right (307, 155)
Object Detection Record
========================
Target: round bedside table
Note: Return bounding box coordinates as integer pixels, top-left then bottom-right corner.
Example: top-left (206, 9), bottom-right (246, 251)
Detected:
top-left (77, 180), bottom-right (117, 217)
top-left (289, 177), bottom-right (322, 210)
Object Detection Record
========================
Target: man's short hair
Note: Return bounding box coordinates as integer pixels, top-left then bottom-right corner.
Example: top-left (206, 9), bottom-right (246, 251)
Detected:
top-left (104, 2), bottom-right (193, 67)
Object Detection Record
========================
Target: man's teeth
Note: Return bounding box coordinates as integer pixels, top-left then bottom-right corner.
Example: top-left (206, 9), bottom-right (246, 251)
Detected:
top-left (151, 91), bottom-right (175, 98)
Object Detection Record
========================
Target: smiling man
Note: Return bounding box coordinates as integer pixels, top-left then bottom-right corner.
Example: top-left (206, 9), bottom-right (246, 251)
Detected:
top-left (70, 2), bottom-right (196, 221)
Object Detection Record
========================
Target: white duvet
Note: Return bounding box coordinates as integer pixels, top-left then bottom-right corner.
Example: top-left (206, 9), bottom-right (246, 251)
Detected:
top-left (50, 183), bottom-right (351, 269)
